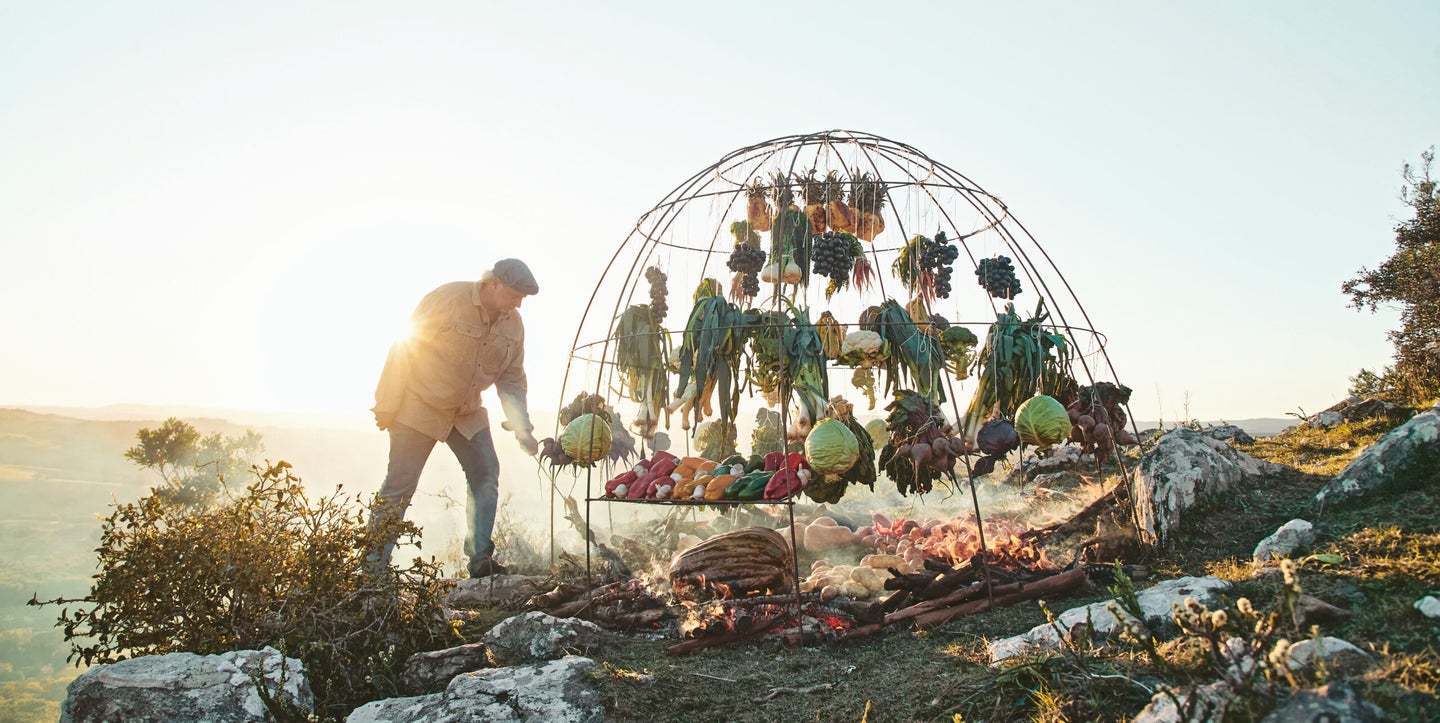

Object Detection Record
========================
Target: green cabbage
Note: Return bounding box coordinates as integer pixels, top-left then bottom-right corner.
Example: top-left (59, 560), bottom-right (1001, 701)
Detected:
top-left (561, 413), bottom-right (612, 466)
top-left (864, 419), bottom-right (889, 449)
top-left (1014, 395), bottom-right (1070, 450)
top-left (805, 419), bottom-right (859, 475)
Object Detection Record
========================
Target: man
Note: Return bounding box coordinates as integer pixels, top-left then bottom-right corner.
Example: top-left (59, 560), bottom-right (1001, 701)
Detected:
top-left (370, 259), bottom-right (540, 578)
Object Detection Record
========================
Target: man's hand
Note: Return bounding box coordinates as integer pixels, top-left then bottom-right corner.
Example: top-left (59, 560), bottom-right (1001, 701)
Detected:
top-left (374, 411), bottom-right (396, 431)
top-left (514, 429), bottom-right (540, 456)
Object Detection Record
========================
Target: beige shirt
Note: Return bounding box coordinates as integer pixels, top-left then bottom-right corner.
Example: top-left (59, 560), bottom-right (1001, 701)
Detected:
top-left (373, 281), bottom-right (531, 441)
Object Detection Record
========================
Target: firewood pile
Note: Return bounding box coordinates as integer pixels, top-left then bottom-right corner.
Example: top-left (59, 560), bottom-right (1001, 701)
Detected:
top-left (841, 557), bottom-right (1088, 640)
top-left (525, 578), bottom-right (671, 632)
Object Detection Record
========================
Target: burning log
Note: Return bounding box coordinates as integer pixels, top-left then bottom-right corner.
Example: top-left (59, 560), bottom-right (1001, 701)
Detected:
top-left (668, 606), bottom-right (787, 655)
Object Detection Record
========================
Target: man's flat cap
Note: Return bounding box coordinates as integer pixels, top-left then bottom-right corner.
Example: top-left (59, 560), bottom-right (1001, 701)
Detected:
top-left (493, 258), bottom-right (538, 295)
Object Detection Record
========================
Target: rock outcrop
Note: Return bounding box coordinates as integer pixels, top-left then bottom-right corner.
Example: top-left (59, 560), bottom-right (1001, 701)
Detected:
top-left (1135, 429), bottom-right (1284, 546)
top-left (400, 642), bottom-right (489, 695)
top-left (61, 647), bottom-right (311, 723)
top-left (347, 655), bottom-right (603, 723)
top-left (989, 576), bottom-right (1231, 663)
top-left (1315, 402), bottom-right (1439, 509)
top-left (482, 611), bottom-right (605, 666)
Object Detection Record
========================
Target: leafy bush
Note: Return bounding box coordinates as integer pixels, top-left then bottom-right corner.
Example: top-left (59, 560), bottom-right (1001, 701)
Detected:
top-left (123, 416), bottom-right (263, 508)
top-left (48, 461), bottom-right (460, 719)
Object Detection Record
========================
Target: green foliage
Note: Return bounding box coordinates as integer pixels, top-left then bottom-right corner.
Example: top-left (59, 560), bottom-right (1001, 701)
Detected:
top-left (48, 461), bottom-right (459, 719)
top-left (1344, 147), bottom-right (1440, 406)
top-left (123, 417), bottom-right (263, 508)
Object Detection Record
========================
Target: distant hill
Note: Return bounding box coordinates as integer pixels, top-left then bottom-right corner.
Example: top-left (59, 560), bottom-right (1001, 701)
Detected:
top-left (14, 404), bottom-right (374, 431)
top-left (1138, 418), bottom-right (1294, 437)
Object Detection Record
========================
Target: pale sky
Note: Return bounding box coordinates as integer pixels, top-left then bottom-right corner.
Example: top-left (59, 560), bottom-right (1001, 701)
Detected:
top-left (2, 1), bottom-right (1437, 427)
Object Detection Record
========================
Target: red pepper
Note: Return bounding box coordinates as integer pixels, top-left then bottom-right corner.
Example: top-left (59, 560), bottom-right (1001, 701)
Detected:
top-left (764, 468), bottom-right (798, 499)
top-left (785, 452), bottom-right (810, 472)
top-left (605, 470), bottom-right (637, 497)
top-left (763, 451), bottom-right (786, 472)
top-left (627, 458), bottom-right (677, 499)
top-left (650, 450), bottom-right (679, 468)
top-left (627, 472), bottom-right (660, 499)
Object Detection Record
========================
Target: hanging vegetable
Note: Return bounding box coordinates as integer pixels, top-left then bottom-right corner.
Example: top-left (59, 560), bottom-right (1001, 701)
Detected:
top-left (837, 329), bottom-right (885, 410)
top-left (560, 413), bottom-right (613, 467)
top-left (725, 221), bottom-right (766, 302)
top-left (961, 299), bottom-right (1075, 442)
top-left (763, 206), bottom-right (810, 286)
top-left (1068, 382), bottom-right (1137, 454)
top-left (815, 311), bottom-right (845, 360)
top-left (780, 306), bottom-right (829, 440)
top-left (742, 303), bottom-right (827, 439)
top-left (693, 419), bottom-right (739, 462)
top-left (1014, 395), bottom-right (1071, 450)
top-left (751, 407), bottom-right (787, 456)
top-left (864, 419), bottom-right (889, 449)
top-left (804, 418), bottom-right (859, 477)
top-left (823, 171), bottom-right (854, 234)
top-left (613, 300), bottom-right (671, 438)
top-left (745, 177), bottom-right (773, 233)
top-left (798, 169), bottom-right (828, 235)
top-left (893, 232), bottom-right (960, 303)
top-left (745, 309), bottom-right (789, 406)
top-left (876, 390), bottom-right (955, 496)
top-left (975, 255), bottom-right (1023, 300)
top-left (668, 279), bottom-right (750, 431)
top-left (801, 397), bottom-right (875, 504)
top-left (848, 172), bottom-right (887, 242)
top-left (940, 325), bottom-right (979, 380)
top-left (975, 419), bottom-right (1019, 456)
top-left (869, 299), bottom-right (947, 403)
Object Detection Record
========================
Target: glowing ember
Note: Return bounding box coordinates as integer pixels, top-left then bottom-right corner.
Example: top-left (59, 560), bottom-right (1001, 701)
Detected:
top-left (869, 513), bottom-right (1053, 570)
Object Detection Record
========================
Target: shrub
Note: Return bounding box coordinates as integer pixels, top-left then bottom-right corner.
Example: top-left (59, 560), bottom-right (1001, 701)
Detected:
top-left (49, 461), bottom-right (459, 719)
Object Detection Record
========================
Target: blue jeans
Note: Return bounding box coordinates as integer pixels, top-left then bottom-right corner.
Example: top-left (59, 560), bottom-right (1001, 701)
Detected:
top-left (371, 422), bottom-right (501, 572)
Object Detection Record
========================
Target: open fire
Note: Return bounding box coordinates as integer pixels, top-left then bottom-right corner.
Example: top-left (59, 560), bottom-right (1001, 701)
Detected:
top-left (526, 510), bottom-right (1090, 655)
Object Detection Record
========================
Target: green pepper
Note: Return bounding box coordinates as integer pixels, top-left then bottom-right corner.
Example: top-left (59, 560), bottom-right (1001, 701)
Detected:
top-left (743, 454), bottom-right (766, 473)
top-left (737, 471), bottom-right (772, 501)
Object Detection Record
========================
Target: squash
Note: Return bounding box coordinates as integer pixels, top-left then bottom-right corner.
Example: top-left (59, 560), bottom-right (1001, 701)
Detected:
top-left (703, 474), bottom-right (735, 501)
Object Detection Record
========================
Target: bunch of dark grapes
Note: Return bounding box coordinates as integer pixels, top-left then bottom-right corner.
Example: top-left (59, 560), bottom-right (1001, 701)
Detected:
top-left (921, 231), bottom-right (961, 298)
top-left (644, 266), bottom-right (669, 322)
top-left (811, 231), bottom-right (854, 282)
top-left (726, 244), bottom-right (765, 297)
top-left (975, 255), bottom-right (1022, 299)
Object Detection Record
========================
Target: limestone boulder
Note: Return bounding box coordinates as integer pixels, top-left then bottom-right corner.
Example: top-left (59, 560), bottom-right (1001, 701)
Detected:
top-left (482, 611), bottom-right (604, 666)
top-left (1132, 680), bottom-right (1233, 723)
top-left (989, 576), bottom-right (1231, 663)
top-left (1314, 402), bottom-right (1440, 510)
top-left (1284, 637), bottom-right (1373, 674)
top-left (1252, 519), bottom-right (1315, 563)
top-left (1203, 424), bottom-right (1255, 445)
top-left (347, 655), bottom-right (603, 723)
top-left (61, 647), bottom-right (311, 723)
top-left (1261, 682), bottom-right (1385, 722)
top-left (399, 642), bottom-right (489, 695)
top-left (1135, 429), bottom-right (1284, 547)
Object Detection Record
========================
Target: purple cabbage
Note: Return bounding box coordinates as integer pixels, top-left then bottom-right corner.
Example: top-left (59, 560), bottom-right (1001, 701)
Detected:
top-left (975, 419), bottom-right (1020, 457)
